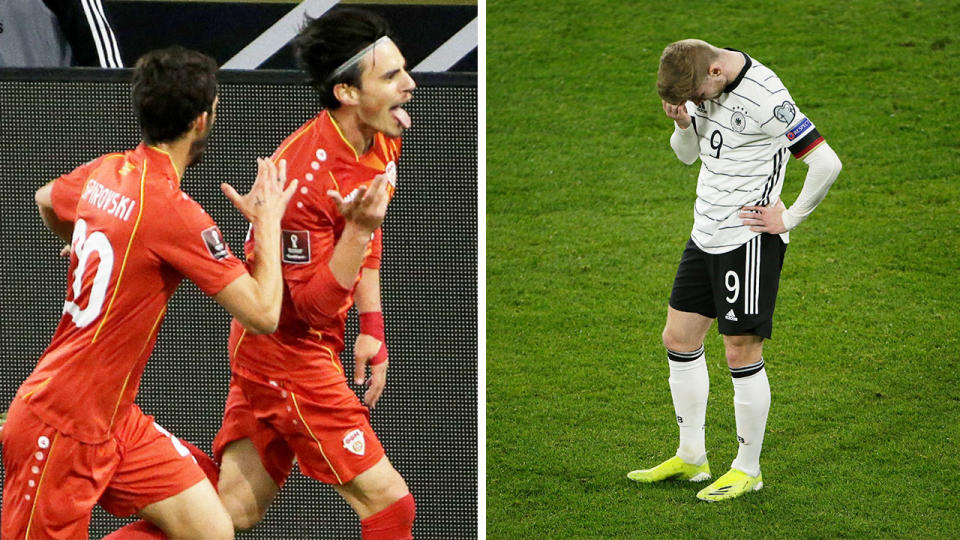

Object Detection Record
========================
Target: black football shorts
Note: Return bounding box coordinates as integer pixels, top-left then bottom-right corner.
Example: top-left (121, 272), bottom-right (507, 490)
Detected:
top-left (669, 234), bottom-right (787, 338)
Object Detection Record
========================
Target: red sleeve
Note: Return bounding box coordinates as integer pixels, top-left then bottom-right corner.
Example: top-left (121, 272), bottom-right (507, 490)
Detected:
top-left (362, 228), bottom-right (382, 270)
top-left (50, 159), bottom-right (100, 223)
top-left (283, 208), bottom-right (354, 325)
top-left (151, 189), bottom-right (247, 296)
top-left (287, 262), bottom-right (353, 324)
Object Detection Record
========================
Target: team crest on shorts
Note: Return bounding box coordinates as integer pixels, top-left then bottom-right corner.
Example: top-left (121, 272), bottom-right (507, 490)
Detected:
top-left (343, 428), bottom-right (366, 456)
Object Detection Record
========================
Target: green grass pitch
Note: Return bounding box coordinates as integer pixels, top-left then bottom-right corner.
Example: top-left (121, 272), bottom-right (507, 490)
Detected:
top-left (486, 0), bottom-right (960, 537)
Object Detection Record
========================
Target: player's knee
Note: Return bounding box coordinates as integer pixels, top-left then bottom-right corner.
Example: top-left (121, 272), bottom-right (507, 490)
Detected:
top-left (724, 346), bottom-right (745, 366)
top-left (349, 470), bottom-right (411, 520)
top-left (724, 340), bottom-right (762, 367)
top-left (231, 512), bottom-right (263, 532)
top-left (365, 477), bottom-right (410, 512)
top-left (208, 520), bottom-right (235, 540)
top-left (661, 327), bottom-right (679, 351)
top-left (165, 514), bottom-right (234, 540)
top-left (225, 503), bottom-right (264, 532)
top-left (221, 491), bottom-right (265, 531)
top-left (385, 479), bottom-right (412, 509)
top-left (662, 327), bottom-right (695, 354)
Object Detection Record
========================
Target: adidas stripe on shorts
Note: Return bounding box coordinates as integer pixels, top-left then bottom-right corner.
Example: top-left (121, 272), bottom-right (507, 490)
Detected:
top-left (668, 233), bottom-right (787, 339)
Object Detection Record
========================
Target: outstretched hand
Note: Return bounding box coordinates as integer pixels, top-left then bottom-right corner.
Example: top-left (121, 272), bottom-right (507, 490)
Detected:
top-left (327, 173), bottom-right (391, 234)
top-left (222, 158), bottom-right (298, 224)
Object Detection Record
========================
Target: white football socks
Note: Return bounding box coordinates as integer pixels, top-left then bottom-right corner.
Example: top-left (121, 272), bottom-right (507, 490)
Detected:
top-left (667, 346), bottom-right (708, 466)
top-left (730, 360), bottom-right (770, 478)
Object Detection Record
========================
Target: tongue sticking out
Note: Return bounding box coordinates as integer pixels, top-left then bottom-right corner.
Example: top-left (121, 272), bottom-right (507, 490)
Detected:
top-left (392, 107), bottom-right (411, 129)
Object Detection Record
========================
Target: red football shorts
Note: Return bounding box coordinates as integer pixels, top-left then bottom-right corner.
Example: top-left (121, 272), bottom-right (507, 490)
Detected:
top-left (214, 363), bottom-right (385, 487)
top-left (1, 400), bottom-right (207, 539)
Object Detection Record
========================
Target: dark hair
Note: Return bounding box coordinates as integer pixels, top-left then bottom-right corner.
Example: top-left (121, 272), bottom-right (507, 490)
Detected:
top-left (131, 46), bottom-right (218, 144)
top-left (293, 8), bottom-right (393, 110)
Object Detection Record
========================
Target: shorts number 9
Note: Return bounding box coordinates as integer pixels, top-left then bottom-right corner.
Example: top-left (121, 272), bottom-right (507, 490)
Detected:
top-left (724, 270), bottom-right (740, 304)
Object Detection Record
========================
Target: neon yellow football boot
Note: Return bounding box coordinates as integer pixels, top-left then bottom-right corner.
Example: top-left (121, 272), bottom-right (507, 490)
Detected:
top-left (627, 456), bottom-right (711, 483)
top-left (696, 468), bottom-right (763, 502)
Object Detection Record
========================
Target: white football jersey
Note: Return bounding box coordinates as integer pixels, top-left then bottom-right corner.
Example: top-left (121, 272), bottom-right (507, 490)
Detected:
top-left (684, 50), bottom-right (823, 254)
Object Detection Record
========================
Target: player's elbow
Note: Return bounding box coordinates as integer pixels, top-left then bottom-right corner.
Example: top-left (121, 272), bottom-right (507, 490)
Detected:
top-left (679, 153), bottom-right (699, 166)
top-left (831, 153), bottom-right (843, 177)
top-left (288, 273), bottom-right (351, 327)
top-left (240, 312), bottom-right (278, 335)
top-left (819, 150), bottom-right (842, 187)
top-left (292, 298), bottom-right (341, 331)
top-left (35, 182), bottom-right (54, 212)
top-left (214, 276), bottom-right (280, 334)
top-left (672, 145), bottom-right (699, 165)
top-left (809, 143), bottom-right (842, 183)
top-left (234, 301), bottom-right (279, 334)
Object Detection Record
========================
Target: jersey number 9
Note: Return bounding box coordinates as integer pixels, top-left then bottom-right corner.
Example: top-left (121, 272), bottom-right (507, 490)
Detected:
top-left (710, 130), bottom-right (723, 159)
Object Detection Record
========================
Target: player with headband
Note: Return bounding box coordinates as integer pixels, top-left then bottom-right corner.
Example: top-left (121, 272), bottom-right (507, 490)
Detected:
top-left (212, 10), bottom-right (416, 537)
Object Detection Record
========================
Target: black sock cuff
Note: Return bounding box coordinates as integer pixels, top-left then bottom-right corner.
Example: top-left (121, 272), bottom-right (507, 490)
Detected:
top-left (667, 345), bottom-right (705, 363)
top-left (730, 358), bottom-right (765, 378)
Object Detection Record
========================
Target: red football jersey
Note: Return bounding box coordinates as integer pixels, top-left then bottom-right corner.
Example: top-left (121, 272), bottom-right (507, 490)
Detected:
top-left (17, 144), bottom-right (247, 444)
top-left (230, 110), bottom-right (400, 380)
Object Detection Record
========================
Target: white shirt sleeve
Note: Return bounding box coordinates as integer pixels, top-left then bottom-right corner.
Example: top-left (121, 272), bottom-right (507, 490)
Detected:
top-left (781, 142), bottom-right (842, 230)
top-left (670, 122), bottom-right (699, 165)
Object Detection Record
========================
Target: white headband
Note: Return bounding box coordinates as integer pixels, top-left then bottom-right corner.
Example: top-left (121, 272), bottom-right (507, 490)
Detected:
top-left (328, 36), bottom-right (392, 82)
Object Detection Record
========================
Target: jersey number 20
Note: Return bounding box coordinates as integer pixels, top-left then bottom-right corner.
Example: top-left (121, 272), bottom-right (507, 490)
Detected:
top-left (63, 218), bottom-right (115, 328)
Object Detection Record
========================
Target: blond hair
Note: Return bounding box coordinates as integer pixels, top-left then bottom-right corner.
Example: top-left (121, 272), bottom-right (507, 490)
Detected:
top-left (657, 39), bottom-right (718, 104)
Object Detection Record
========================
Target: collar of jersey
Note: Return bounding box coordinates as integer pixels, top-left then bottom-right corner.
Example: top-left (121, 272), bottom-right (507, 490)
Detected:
top-left (140, 143), bottom-right (182, 186)
top-left (722, 49), bottom-right (752, 94)
top-left (325, 111), bottom-right (362, 162)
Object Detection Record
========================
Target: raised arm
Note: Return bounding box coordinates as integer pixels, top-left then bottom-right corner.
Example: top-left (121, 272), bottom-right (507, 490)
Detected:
top-left (326, 174), bottom-right (392, 287)
top-left (214, 158), bottom-right (298, 334)
top-left (664, 100), bottom-right (699, 165)
top-left (285, 173), bottom-right (393, 319)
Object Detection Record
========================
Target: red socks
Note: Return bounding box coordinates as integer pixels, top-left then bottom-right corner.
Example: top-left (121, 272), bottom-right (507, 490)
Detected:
top-left (106, 445), bottom-right (414, 540)
top-left (361, 493), bottom-right (416, 540)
